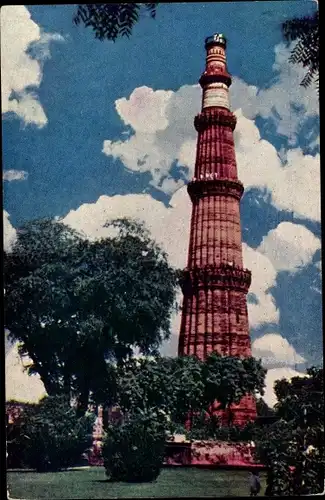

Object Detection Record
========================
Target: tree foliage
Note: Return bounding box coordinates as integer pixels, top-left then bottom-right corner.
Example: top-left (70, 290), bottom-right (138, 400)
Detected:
top-left (102, 407), bottom-right (167, 482)
top-left (254, 367), bottom-right (324, 496)
top-left (101, 353), bottom-right (265, 481)
top-left (256, 397), bottom-right (275, 418)
top-left (282, 10), bottom-right (319, 92)
top-left (15, 395), bottom-right (95, 471)
top-left (110, 352), bottom-right (266, 427)
top-left (4, 217), bottom-right (178, 413)
top-left (73, 3), bottom-right (158, 41)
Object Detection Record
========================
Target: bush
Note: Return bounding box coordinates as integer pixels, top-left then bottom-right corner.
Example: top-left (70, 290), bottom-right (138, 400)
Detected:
top-left (19, 395), bottom-right (95, 471)
top-left (186, 411), bottom-right (256, 442)
top-left (102, 408), bottom-right (168, 482)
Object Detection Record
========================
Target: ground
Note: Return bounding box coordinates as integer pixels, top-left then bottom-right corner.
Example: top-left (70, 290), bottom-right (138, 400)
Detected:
top-left (7, 467), bottom-right (267, 498)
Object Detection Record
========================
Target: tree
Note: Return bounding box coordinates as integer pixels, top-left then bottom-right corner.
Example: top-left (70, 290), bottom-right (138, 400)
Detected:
top-left (4, 217), bottom-right (178, 414)
top-left (73, 3), bottom-right (158, 41)
top-left (109, 352), bottom-right (266, 428)
top-left (253, 367), bottom-right (324, 496)
top-left (256, 397), bottom-right (275, 418)
top-left (282, 10), bottom-right (319, 91)
top-left (101, 352), bottom-right (266, 481)
top-left (16, 395), bottom-right (95, 471)
top-left (102, 407), bottom-right (168, 482)
top-left (113, 355), bottom-right (206, 426)
top-left (6, 401), bottom-right (37, 468)
top-left (202, 353), bottom-right (266, 425)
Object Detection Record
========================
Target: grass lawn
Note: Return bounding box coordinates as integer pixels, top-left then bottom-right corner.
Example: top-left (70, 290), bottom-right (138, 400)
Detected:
top-left (7, 467), bottom-right (267, 498)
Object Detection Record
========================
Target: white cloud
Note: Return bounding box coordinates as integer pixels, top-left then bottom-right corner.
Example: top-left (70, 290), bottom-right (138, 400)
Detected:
top-left (103, 42), bottom-right (319, 222)
top-left (1, 5), bottom-right (64, 127)
top-left (115, 86), bottom-right (173, 133)
top-left (242, 243), bottom-right (279, 327)
top-left (103, 85), bottom-right (200, 189)
top-left (263, 367), bottom-right (307, 408)
top-left (257, 222), bottom-right (321, 273)
top-left (252, 333), bottom-right (305, 369)
top-left (252, 332), bottom-right (307, 408)
top-left (5, 342), bottom-right (46, 403)
top-left (3, 169), bottom-right (28, 182)
top-left (234, 112), bottom-right (320, 222)
top-left (3, 211), bottom-right (17, 252)
top-left (231, 43), bottom-right (319, 147)
top-left (63, 185), bottom-right (191, 270)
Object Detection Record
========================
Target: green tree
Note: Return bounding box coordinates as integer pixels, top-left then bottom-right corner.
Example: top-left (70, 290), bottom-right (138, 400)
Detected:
top-left (109, 352), bottom-right (265, 428)
top-left (202, 353), bottom-right (266, 425)
top-left (254, 367), bottom-right (324, 496)
top-left (73, 3), bottom-right (158, 41)
top-left (4, 217), bottom-right (178, 414)
top-left (113, 355), bottom-right (206, 425)
top-left (102, 407), bottom-right (168, 482)
top-left (101, 352), bottom-right (266, 481)
top-left (256, 397), bottom-right (275, 417)
top-left (17, 395), bottom-right (95, 471)
top-left (282, 10), bottom-right (319, 91)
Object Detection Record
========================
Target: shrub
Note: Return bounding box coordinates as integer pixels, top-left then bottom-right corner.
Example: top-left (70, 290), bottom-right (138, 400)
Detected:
top-left (19, 395), bottom-right (95, 471)
top-left (186, 411), bottom-right (256, 442)
top-left (102, 407), bottom-right (168, 482)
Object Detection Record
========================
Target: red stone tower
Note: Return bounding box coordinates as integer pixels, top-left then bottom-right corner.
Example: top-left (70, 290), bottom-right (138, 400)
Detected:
top-left (178, 34), bottom-right (256, 426)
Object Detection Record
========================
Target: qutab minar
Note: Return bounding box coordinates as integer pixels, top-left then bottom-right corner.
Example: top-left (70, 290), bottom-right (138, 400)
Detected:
top-left (178, 33), bottom-right (257, 426)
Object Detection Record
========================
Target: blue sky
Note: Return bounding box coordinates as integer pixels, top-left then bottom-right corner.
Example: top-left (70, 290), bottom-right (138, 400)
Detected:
top-left (2, 2), bottom-right (321, 406)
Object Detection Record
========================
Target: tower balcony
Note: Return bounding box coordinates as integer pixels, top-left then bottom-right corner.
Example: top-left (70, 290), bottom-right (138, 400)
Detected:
top-left (199, 71), bottom-right (232, 89)
top-left (187, 177), bottom-right (244, 202)
top-left (179, 263), bottom-right (251, 294)
top-left (194, 108), bottom-right (237, 131)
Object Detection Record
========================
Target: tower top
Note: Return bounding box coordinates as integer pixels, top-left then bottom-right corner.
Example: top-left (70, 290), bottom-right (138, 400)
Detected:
top-left (200, 32), bottom-right (231, 108)
top-left (205, 33), bottom-right (227, 49)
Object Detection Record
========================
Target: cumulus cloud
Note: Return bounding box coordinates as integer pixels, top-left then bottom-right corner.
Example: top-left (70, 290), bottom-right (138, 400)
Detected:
top-left (252, 330), bottom-right (308, 408)
top-left (3, 169), bottom-right (28, 182)
top-left (262, 367), bottom-right (307, 408)
top-left (242, 243), bottom-right (279, 327)
top-left (231, 43), bottom-right (319, 147)
top-left (235, 112), bottom-right (320, 221)
top-left (103, 45), bottom-right (320, 222)
top-left (257, 222), bottom-right (321, 273)
top-left (252, 333), bottom-right (305, 369)
top-left (63, 186), bottom-right (191, 270)
top-left (3, 211), bottom-right (17, 252)
top-left (115, 86), bottom-right (173, 133)
top-left (103, 85), bottom-right (200, 190)
top-left (1, 5), bottom-right (64, 127)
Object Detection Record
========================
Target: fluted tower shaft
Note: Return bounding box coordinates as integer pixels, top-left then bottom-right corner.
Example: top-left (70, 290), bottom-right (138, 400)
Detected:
top-left (178, 34), bottom-right (256, 425)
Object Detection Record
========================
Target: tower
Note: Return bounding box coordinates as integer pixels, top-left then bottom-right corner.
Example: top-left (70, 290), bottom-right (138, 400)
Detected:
top-left (178, 34), bottom-right (256, 426)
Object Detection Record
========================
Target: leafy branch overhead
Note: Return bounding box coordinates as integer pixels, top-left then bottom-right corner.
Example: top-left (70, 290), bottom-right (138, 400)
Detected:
top-left (73, 3), bottom-right (158, 41)
top-left (282, 10), bottom-right (319, 91)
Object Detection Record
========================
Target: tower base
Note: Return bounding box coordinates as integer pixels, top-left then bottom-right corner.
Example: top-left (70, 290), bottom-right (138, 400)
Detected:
top-left (164, 440), bottom-right (262, 468)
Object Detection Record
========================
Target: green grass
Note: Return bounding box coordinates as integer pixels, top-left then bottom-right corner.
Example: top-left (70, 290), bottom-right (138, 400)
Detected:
top-left (7, 467), bottom-right (267, 498)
